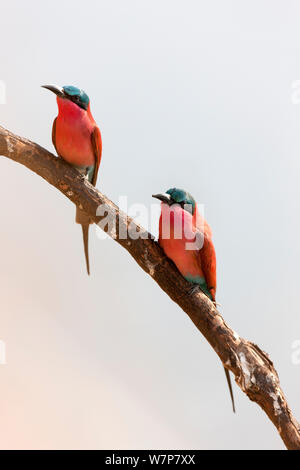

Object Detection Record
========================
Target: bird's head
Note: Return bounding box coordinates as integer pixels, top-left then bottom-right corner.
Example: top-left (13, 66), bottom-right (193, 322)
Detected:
top-left (42, 85), bottom-right (90, 110)
top-left (152, 187), bottom-right (196, 215)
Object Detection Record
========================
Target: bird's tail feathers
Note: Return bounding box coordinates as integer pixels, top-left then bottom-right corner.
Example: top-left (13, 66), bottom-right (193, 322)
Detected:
top-left (224, 366), bottom-right (236, 413)
top-left (76, 207), bottom-right (92, 275)
top-left (76, 207), bottom-right (92, 226)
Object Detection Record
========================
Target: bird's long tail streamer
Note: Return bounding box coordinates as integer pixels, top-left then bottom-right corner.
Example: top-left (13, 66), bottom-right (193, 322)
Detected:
top-left (81, 224), bottom-right (90, 275)
top-left (76, 207), bottom-right (91, 275)
top-left (213, 301), bottom-right (236, 413)
top-left (224, 366), bottom-right (235, 413)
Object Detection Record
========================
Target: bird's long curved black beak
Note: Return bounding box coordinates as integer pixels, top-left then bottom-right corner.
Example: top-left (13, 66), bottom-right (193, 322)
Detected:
top-left (152, 193), bottom-right (172, 204)
top-left (41, 85), bottom-right (65, 97)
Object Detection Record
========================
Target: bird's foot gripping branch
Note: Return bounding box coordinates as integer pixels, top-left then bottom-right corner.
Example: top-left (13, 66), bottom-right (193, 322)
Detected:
top-left (0, 125), bottom-right (300, 450)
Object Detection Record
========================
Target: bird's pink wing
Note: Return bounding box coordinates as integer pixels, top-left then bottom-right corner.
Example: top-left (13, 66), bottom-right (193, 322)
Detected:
top-left (52, 117), bottom-right (58, 153)
top-left (91, 126), bottom-right (102, 186)
top-left (196, 232), bottom-right (217, 301)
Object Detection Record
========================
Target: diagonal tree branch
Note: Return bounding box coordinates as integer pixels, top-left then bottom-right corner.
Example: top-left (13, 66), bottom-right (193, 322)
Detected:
top-left (0, 125), bottom-right (299, 450)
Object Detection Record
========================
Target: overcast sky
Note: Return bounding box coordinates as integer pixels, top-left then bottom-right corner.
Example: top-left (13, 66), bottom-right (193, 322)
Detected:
top-left (1, 0), bottom-right (300, 449)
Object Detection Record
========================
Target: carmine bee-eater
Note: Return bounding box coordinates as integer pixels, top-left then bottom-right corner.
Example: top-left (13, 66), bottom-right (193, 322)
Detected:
top-left (42, 85), bottom-right (102, 275)
top-left (153, 187), bottom-right (235, 413)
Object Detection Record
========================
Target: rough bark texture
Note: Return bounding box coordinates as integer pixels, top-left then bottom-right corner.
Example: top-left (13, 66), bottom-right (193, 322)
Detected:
top-left (0, 125), bottom-right (299, 450)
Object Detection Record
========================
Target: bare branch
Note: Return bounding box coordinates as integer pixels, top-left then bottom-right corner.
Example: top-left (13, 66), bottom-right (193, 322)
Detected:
top-left (0, 125), bottom-right (299, 450)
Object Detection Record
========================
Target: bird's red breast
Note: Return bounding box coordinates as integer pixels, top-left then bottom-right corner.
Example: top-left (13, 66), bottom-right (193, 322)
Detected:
top-left (54, 97), bottom-right (97, 167)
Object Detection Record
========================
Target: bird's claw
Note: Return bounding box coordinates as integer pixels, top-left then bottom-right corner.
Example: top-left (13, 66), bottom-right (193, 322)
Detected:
top-left (188, 285), bottom-right (201, 296)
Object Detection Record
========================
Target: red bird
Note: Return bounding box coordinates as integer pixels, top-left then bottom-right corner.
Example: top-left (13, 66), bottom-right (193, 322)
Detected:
top-left (42, 85), bottom-right (102, 275)
top-left (153, 187), bottom-right (235, 412)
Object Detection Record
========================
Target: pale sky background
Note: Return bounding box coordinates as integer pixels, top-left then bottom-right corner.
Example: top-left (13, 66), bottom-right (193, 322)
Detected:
top-left (0, 0), bottom-right (300, 450)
